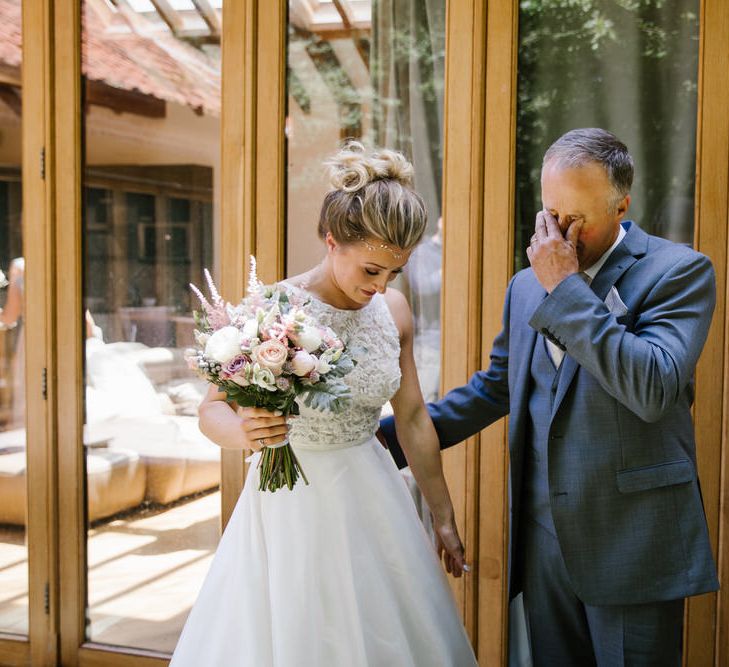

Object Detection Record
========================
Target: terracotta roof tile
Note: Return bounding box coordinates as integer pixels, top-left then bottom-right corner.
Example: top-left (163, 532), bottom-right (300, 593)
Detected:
top-left (0, 0), bottom-right (220, 116)
top-left (0, 0), bottom-right (22, 69)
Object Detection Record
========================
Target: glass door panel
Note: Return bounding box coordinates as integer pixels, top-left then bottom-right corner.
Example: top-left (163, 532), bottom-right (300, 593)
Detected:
top-left (0, 0), bottom-right (28, 638)
top-left (80, 0), bottom-right (222, 652)
top-left (286, 0), bottom-right (446, 403)
top-left (515, 1), bottom-right (700, 270)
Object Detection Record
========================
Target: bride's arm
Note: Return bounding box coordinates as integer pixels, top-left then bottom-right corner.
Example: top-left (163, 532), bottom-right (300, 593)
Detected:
top-left (385, 289), bottom-right (467, 577)
top-left (198, 385), bottom-right (289, 451)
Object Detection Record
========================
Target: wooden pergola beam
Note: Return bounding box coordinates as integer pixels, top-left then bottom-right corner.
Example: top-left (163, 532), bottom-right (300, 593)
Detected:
top-left (149, 0), bottom-right (185, 36)
top-left (332, 0), bottom-right (354, 29)
top-left (191, 0), bottom-right (222, 37)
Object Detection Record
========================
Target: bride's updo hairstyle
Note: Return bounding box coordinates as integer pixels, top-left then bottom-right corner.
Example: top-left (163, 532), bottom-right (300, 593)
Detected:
top-left (318, 141), bottom-right (428, 251)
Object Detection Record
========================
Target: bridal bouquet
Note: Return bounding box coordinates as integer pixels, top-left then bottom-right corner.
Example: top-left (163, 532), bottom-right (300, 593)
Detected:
top-left (0, 269), bottom-right (7, 289)
top-left (187, 260), bottom-right (357, 492)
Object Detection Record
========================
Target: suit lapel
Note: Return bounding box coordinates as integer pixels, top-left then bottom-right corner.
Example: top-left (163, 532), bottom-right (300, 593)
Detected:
top-left (550, 222), bottom-right (646, 419)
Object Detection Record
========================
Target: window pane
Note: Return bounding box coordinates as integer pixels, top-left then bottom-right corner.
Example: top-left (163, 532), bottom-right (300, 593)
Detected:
top-left (286, 0), bottom-right (445, 402)
top-left (81, 0), bottom-right (222, 652)
top-left (0, 0), bottom-right (28, 637)
top-left (515, 1), bottom-right (700, 271)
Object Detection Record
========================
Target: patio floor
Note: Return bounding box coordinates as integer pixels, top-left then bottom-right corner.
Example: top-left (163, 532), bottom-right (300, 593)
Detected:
top-left (0, 490), bottom-right (220, 654)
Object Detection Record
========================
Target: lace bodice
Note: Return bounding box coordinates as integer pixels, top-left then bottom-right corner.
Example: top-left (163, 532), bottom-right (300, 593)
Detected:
top-left (284, 287), bottom-right (402, 451)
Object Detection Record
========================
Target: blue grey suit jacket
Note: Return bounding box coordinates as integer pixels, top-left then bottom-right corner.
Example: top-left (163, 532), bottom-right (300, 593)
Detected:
top-left (382, 221), bottom-right (719, 605)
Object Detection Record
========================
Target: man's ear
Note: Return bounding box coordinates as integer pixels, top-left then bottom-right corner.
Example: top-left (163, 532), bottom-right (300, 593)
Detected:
top-left (617, 194), bottom-right (631, 219)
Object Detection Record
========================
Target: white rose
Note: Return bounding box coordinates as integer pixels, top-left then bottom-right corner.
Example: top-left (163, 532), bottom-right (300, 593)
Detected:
top-left (252, 364), bottom-right (277, 391)
top-left (291, 350), bottom-right (317, 376)
top-left (316, 358), bottom-right (331, 374)
top-left (242, 318), bottom-right (259, 340)
top-left (296, 326), bottom-right (322, 353)
top-left (205, 326), bottom-right (244, 363)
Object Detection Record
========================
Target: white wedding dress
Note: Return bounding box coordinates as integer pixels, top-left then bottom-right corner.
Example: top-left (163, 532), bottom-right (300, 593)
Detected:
top-left (170, 289), bottom-right (478, 666)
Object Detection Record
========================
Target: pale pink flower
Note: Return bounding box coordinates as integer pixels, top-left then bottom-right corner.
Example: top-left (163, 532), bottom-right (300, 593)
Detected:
top-left (252, 339), bottom-right (288, 376)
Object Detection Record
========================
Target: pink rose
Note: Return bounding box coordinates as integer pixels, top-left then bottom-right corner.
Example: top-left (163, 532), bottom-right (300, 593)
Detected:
top-left (252, 339), bottom-right (288, 376)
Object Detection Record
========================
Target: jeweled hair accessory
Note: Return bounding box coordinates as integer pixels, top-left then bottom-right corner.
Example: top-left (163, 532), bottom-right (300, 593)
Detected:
top-left (345, 231), bottom-right (404, 260)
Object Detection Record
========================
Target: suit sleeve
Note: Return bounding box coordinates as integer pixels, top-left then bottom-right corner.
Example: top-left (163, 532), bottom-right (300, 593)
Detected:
top-left (381, 277), bottom-right (513, 469)
top-left (529, 251), bottom-right (715, 423)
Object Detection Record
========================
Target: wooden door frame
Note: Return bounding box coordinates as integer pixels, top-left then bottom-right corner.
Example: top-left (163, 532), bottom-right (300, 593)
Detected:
top-left (37, 0), bottom-right (729, 664)
top-left (693, 1), bottom-right (729, 665)
top-left (219, 0), bottom-right (288, 526)
top-left (54, 0), bottom-right (93, 662)
top-left (0, 0), bottom-right (56, 665)
top-left (248, 0), bottom-right (512, 662)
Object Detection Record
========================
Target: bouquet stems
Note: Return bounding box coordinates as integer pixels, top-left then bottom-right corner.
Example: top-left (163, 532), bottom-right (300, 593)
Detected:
top-left (257, 420), bottom-right (309, 492)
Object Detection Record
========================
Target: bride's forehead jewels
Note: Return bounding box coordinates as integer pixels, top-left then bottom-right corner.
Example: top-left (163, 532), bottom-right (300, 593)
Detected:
top-left (360, 239), bottom-right (403, 260)
top-left (343, 230), bottom-right (404, 260)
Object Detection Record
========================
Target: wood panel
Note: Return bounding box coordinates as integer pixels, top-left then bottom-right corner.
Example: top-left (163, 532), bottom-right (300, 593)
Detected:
top-left (78, 644), bottom-right (168, 666)
top-left (23, 0), bottom-right (56, 665)
top-left (253, 0), bottom-right (287, 285)
top-left (220, 0), bottom-right (287, 524)
top-left (478, 0), bottom-right (519, 664)
top-left (54, 0), bottom-right (87, 662)
top-left (219, 0), bottom-right (252, 523)
top-left (439, 0), bottom-right (487, 645)
top-left (689, 0), bottom-right (729, 665)
top-left (0, 636), bottom-right (30, 667)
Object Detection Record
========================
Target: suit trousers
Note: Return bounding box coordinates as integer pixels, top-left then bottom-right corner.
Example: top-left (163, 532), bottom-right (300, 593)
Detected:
top-left (520, 516), bottom-right (684, 666)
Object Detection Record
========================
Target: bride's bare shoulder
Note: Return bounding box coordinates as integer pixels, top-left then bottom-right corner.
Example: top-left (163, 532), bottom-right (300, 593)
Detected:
top-left (383, 288), bottom-right (412, 339)
top-left (280, 272), bottom-right (309, 289)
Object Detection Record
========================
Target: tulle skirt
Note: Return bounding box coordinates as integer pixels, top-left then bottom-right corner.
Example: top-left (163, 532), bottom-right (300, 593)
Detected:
top-left (170, 437), bottom-right (477, 666)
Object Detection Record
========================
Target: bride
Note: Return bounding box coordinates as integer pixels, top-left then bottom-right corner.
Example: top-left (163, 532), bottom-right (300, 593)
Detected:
top-left (170, 142), bottom-right (478, 666)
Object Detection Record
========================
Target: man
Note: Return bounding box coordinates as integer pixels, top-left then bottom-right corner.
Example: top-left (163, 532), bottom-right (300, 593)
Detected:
top-left (382, 128), bottom-right (719, 665)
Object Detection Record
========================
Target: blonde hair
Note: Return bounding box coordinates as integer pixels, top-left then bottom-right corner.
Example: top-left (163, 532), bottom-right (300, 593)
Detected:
top-left (318, 141), bottom-right (428, 250)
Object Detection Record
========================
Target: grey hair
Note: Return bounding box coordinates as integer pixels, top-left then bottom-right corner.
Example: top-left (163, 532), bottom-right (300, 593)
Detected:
top-left (317, 141), bottom-right (427, 250)
top-left (543, 128), bottom-right (634, 211)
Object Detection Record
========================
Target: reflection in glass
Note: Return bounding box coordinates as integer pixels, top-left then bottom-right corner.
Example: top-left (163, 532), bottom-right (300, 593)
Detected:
top-left (287, 0), bottom-right (445, 402)
top-left (0, 0), bottom-right (28, 637)
top-left (515, 1), bottom-right (700, 271)
top-left (81, 0), bottom-right (222, 652)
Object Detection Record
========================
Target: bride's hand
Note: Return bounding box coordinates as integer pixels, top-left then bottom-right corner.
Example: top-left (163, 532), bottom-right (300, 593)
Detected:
top-left (433, 515), bottom-right (468, 578)
top-left (237, 406), bottom-right (290, 451)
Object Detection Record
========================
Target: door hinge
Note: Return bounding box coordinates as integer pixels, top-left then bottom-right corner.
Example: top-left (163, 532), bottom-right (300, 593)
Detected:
top-left (42, 367), bottom-right (47, 400)
top-left (40, 147), bottom-right (45, 180)
top-left (44, 581), bottom-right (50, 614)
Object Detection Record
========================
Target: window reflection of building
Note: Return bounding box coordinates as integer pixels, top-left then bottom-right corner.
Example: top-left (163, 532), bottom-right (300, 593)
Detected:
top-left (80, 0), bottom-right (224, 652)
top-left (0, 177), bottom-right (23, 432)
top-left (83, 167), bottom-right (213, 349)
top-left (0, 0), bottom-right (27, 637)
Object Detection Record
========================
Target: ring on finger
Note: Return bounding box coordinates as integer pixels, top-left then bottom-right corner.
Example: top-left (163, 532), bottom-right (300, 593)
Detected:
top-left (259, 437), bottom-right (267, 446)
